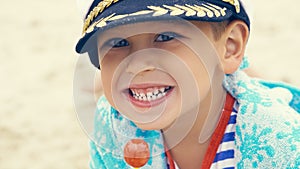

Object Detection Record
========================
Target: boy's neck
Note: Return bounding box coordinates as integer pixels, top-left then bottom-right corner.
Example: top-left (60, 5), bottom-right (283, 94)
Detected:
top-left (163, 82), bottom-right (227, 168)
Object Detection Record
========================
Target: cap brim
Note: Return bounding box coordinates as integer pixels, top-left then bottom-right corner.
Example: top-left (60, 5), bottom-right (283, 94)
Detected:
top-left (75, 0), bottom-right (236, 54)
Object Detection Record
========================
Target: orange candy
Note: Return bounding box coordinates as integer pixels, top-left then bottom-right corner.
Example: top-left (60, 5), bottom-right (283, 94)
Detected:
top-left (124, 139), bottom-right (150, 168)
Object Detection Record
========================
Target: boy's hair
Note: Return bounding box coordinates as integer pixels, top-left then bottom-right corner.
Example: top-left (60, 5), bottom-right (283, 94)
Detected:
top-left (210, 21), bottom-right (230, 41)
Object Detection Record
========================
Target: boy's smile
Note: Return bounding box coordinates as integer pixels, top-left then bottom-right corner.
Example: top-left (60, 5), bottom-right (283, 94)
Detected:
top-left (127, 84), bottom-right (174, 108)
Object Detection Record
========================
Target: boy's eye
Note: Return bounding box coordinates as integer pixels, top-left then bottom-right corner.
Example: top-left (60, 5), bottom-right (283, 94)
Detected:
top-left (104, 38), bottom-right (129, 48)
top-left (155, 32), bottom-right (179, 42)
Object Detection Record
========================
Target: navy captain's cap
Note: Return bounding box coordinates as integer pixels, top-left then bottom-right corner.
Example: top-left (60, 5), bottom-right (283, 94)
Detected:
top-left (75, 0), bottom-right (251, 67)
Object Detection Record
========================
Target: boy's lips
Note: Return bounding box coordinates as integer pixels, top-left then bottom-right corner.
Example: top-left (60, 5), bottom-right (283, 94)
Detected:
top-left (124, 84), bottom-right (174, 108)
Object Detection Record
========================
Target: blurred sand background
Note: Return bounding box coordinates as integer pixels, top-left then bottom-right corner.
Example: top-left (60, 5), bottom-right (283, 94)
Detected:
top-left (1, 0), bottom-right (299, 169)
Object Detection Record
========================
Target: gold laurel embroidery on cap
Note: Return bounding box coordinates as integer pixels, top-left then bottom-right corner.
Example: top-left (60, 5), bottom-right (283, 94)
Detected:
top-left (82, 0), bottom-right (119, 34)
top-left (186, 4), bottom-right (206, 17)
top-left (194, 5), bottom-right (214, 18)
top-left (86, 13), bottom-right (112, 34)
top-left (93, 13), bottom-right (116, 28)
top-left (174, 4), bottom-right (196, 16)
top-left (222, 0), bottom-right (240, 13)
top-left (93, 10), bottom-right (153, 29)
top-left (163, 5), bottom-right (184, 16)
top-left (203, 4), bottom-right (221, 17)
top-left (84, 3), bottom-right (227, 30)
top-left (147, 6), bottom-right (168, 16)
top-left (129, 10), bottom-right (153, 16)
top-left (207, 3), bottom-right (227, 16)
top-left (108, 14), bottom-right (129, 21)
top-left (86, 21), bottom-right (98, 34)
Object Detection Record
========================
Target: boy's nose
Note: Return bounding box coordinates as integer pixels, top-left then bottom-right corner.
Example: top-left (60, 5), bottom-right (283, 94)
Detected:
top-left (125, 48), bottom-right (159, 75)
top-left (125, 34), bottom-right (157, 74)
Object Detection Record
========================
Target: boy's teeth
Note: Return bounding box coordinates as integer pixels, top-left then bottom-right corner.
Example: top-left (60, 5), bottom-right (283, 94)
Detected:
top-left (159, 87), bottom-right (165, 93)
top-left (157, 93), bottom-right (163, 99)
top-left (130, 86), bottom-right (172, 101)
top-left (142, 96), bottom-right (147, 101)
top-left (151, 95), bottom-right (157, 101)
top-left (146, 92), bottom-right (152, 97)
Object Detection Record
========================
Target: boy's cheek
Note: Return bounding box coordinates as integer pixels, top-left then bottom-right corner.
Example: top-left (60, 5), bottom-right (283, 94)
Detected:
top-left (101, 71), bottom-right (115, 106)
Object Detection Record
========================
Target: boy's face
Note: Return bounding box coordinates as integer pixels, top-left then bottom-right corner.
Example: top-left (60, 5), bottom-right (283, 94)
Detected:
top-left (97, 20), bottom-right (226, 130)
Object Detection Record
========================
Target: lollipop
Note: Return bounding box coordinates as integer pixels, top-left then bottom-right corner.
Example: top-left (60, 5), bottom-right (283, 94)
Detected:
top-left (124, 139), bottom-right (150, 168)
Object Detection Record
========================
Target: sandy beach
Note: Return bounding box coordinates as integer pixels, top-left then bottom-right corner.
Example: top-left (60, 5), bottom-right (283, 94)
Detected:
top-left (1, 0), bottom-right (299, 168)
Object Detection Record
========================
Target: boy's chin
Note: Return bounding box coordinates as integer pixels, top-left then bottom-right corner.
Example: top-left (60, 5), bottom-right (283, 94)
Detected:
top-left (135, 121), bottom-right (172, 131)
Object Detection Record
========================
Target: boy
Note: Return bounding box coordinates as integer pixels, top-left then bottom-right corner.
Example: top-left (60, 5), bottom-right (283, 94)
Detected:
top-left (75, 0), bottom-right (300, 168)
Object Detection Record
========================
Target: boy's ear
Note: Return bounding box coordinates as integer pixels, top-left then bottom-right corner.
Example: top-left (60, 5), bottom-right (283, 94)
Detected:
top-left (221, 20), bottom-right (249, 74)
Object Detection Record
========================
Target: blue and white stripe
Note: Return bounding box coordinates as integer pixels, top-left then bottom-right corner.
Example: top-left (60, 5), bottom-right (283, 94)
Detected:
top-left (210, 101), bottom-right (239, 169)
